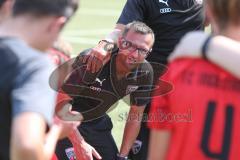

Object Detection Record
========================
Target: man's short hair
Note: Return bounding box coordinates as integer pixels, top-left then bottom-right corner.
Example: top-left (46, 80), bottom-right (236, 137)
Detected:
top-left (12, 0), bottom-right (79, 18)
top-left (122, 21), bottom-right (155, 43)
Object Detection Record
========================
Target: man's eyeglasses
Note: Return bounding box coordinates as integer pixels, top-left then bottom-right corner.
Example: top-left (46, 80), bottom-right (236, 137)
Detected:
top-left (119, 38), bottom-right (152, 57)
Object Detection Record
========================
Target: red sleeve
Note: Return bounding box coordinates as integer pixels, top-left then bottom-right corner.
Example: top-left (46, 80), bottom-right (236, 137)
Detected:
top-left (55, 92), bottom-right (72, 113)
top-left (51, 154), bottom-right (58, 160)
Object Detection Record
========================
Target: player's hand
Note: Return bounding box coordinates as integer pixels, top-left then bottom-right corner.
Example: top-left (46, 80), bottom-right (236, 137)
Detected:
top-left (53, 116), bottom-right (81, 139)
top-left (82, 43), bottom-right (111, 73)
top-left (76, 141), bottom-right (102, 160)
top-left (168, 31), bottom-right (209, 62)
top-left (57, 102), bottom-right (84, 122)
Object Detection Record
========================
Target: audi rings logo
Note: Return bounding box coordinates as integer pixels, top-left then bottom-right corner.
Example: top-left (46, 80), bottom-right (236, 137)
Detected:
top-left (160, 8), bottom-right (172, 14)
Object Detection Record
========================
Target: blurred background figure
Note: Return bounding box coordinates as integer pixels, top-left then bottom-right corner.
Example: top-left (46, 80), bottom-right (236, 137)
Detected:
top-left (148, 0), bottom-right (240, 159)
top-left (48, 38), bottom-right (72, 65)
top-left (48, 38), bottom-right (73, 160)
top-left (0, 0), bottom-right (79, 160)
top-left (0, 0), bottom-right (13, 24)
top-left (48, 38), bottom-right (101, 160)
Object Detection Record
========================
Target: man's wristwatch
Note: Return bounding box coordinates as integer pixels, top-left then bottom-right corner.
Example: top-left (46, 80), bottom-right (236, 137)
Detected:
top-left (116, 153), bottom-right (128, 160)
top-left (98, 39), bottom-right (115, 52)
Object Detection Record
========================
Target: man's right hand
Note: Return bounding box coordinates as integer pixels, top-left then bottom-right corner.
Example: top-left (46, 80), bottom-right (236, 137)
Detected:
top-left (80, 26), bottom-right (123, 73)
top-left (82, 41), bottom-right (112, 73)
top-left (76, 140), bottom-right (102, 160)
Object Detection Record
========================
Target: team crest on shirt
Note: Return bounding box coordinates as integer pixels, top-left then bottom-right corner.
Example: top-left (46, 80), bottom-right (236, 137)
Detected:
top-left (131, 140), bottom-right (142, 154)
top-left (65, 147), bottom-right (76, 160)
top-left (126, 85), bottom-right (139, 94)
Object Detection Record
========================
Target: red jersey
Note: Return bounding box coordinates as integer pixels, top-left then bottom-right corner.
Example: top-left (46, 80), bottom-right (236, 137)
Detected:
top-left (148, 58), bottom-right (240, 160)
top-left (51, 154), bottom-right (58, 160)
top-left (48, 48), bottom-right (71, 160)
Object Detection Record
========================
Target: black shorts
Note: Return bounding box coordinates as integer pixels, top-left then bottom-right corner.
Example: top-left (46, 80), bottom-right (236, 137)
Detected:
top-left (55, 114), bottom-right (118, 160)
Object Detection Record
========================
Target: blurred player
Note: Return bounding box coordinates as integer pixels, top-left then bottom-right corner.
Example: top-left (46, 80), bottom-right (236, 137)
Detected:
top-left (48, 39), bottom-right (73, 160)
top-left (0, 0), bottom-right (79, 160)
top-left (54, 21), bottom-right (155, 160)
top-left (148, 0), bottom-right (240, 159)
top-left (80, 0), bottom-right (204, 159)
top-left (49, 38), bottom-right (72, 65)
top-left (0, 0), bottom-right (13, 23)
top-left (169, 32), bottom-right (240, 79)
top-left (48, 39), bottom-right (101, 160)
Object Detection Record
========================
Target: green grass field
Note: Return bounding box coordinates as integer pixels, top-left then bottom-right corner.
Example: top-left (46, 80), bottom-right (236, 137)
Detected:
top-left (62, 0), bottom-right (126, 53)
top-left (61, 0), bottom-right (128, 148)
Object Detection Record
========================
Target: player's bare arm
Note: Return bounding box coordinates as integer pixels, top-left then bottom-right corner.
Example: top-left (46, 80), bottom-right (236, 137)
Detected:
top-left (10, 113), bottom-right (46, 160)
top-left (119, 105), bottom-right (145, 158)
top-left (147, 129), bottom-right (171, 160)
top-left (44, 116), bottom-right (81, 158)
top-left (11, 112), bottom-right (81, 160)
top-left (169, 32), bottom-right (240, 78)
top-left (68, 128), bottom-right (102, 160)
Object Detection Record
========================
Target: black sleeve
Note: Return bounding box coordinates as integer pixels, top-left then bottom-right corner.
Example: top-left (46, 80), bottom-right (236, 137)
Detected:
top-left (130, 63), bottom-right (153, 106)
top-left (117, 0), bottom-right (147, 25)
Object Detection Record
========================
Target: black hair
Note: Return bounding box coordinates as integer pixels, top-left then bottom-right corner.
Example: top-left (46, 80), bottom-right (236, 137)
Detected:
top-left (12, 0), bottom-right (79, 18)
